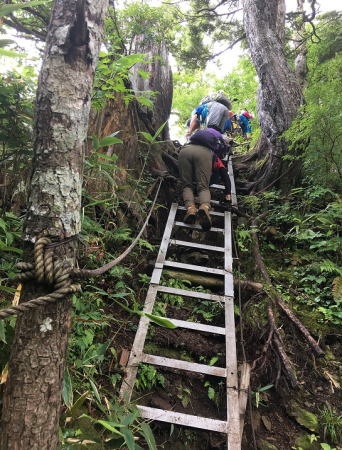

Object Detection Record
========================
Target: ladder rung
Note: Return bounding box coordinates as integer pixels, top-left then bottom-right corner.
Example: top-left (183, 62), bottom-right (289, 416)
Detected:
top-left (170, 239), bottom-right (224, 252)
top-left (174, 221), bottom-right (224, 232)
top-left (141, 353), bottom-right (226, 377)
top-left (210, 184), bottom-right (225, 190)
top-left (177, 206), bottom-right (224, 217)
top-left (160, 317), bottom-right (225, 335)
top-left (137, 405), bottom-right (227, 433)
top-left (156, 285), bottom-right (225, 302)
top-left (164, 260), bottom-right (226, 276)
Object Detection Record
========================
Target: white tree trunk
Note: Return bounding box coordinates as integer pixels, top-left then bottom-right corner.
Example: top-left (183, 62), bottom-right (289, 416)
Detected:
top-left (1, 1), bottom-right (108, 448)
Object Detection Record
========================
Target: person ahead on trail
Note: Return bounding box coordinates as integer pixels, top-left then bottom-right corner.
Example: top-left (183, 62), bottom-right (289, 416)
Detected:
top-left (239, 111), bottom-right (253, 138)
top-left (178, 128), bottom-right (232, 231)
top-left (186, 92), bottom-right (232, 137)
top-left (223, 111), bottom-right (235, 134)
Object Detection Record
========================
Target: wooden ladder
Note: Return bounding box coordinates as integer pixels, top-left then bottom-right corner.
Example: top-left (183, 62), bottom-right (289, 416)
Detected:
top-left (119, 159), bottom-right (246, 449)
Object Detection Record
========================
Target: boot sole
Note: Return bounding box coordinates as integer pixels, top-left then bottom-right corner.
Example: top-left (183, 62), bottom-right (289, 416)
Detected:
top-left (197, 209), bottom-right (211, 231)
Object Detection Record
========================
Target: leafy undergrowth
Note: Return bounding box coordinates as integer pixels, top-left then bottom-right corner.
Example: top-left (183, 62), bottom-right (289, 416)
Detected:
top-left (56, 183), bottom-right (342, 450)
top-left (235, 184), bottom-right (342, 450)
top-left (1, 178), bottom-right (341, 450)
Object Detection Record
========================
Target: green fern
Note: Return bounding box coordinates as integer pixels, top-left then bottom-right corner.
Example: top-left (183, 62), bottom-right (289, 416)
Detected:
top-left (332, 277), bottom-right (342, 302)
top-left (319, 259), bottom-right (342, 276)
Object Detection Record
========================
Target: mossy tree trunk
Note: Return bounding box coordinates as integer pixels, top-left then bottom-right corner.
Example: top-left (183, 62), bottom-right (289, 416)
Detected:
top-left (243, 0), bottom-right (304, 192)
top-left (0, 1), bottom-right (108, 448)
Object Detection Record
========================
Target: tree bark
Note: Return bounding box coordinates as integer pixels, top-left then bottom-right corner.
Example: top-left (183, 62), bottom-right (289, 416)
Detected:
top-left (1, 1), bottom-right (108, 449)
top-left (243, 0), bottom-right (304, 192)
top-left (294, 0), bottom-right (309, 88)
top-left (129, 37), bottom-right (173, 140)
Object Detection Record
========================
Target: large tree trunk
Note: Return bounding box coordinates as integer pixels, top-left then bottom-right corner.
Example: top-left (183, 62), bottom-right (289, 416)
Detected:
top-left (294, 0), bottom-right (309, 88)
top-left (129, 37), bottom-right (173, 140)
top-left (243, 0), bottom-right (303, 192)
top-left (0, 1), bottom-right (108, 448)
top-left (86, 38), bottom-right (175, 210)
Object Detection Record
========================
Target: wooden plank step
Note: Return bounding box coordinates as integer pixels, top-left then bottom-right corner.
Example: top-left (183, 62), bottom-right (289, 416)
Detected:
top-left (156, 285), bottom-right (225, 303)
top-left (141, 353), bottom-right (226, 377)
top-left (159, 317), bottom-right (225, 335)
top-left (174, 221), bottom-right (224, 232)
top-left (170, 239), bottom-right (224, 252)
top-left (163, 260), bottom-right (226, 276)
top-left (177, 206), bottom-right (224, 217)
top-left (137, 406), bottom-right (227, 433)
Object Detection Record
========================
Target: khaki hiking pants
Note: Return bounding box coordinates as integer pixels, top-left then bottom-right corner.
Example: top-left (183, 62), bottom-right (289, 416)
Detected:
top-left (178, 144), bottom-right (212, 209)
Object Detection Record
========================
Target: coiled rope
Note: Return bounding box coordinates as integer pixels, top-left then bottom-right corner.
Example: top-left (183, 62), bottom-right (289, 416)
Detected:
top-left (0, 178), bottom-right (163, 320)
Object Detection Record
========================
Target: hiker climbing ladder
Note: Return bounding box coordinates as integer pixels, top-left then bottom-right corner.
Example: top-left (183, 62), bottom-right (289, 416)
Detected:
top-left (120, 161), bottom-right (244, 449)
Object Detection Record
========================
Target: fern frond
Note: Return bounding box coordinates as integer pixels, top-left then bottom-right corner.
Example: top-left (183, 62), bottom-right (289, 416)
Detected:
top-left (319, 259), bottom-right (342, 275)
top-left (332, 277), bottom-right (342, 302)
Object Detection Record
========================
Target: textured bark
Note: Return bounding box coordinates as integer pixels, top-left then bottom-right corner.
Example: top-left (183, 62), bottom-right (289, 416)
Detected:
top-left (243, 0), bottom-right (303, 192)
top-left (1, 1), bottom-right (108, 449)
top-left (294, 0), bottom-right (309, 87)
top-left (129, 37), bottom-right (173, 140)
top-left (86, 39), bottom-right (174, 205)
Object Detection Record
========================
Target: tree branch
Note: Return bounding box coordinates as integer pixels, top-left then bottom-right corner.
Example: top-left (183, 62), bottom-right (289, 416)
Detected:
top-left (205, 34), bottom-right (245, 60)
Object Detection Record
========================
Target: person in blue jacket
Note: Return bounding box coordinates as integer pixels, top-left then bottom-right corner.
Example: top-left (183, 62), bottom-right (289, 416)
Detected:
top-left (239, 111), bottom-right (253, 138)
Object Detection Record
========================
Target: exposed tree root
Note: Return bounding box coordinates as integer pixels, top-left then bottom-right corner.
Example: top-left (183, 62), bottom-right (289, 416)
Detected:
top-left (250, 223), bottom-right (324, 387)
top-left (268, 305), bottom-right (298, 389)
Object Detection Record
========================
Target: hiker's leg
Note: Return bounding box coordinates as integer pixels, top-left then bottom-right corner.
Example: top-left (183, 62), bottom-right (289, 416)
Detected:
top-left (194, 146), bottom-right (212, 207)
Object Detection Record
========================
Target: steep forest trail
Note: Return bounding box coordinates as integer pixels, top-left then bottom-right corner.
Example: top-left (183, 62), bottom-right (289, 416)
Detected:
top-left (119, 160), bottom-right (250, 449)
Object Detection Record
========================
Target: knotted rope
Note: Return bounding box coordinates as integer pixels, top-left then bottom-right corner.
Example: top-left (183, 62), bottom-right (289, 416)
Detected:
top-left (0, 178), bottom-right (163, 320)
top-left (0, 237), bottom-right (81, 320)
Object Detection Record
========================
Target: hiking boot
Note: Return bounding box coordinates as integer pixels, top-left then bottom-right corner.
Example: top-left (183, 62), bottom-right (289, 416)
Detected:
top-left (183, 205), bottom-right (197, 224)
top-left (197, 204), bottom-right (212, 231)
top-left (223, 194), bottom-right (232, 211)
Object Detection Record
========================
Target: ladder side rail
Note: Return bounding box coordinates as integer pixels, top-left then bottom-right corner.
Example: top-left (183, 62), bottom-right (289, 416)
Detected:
top-left (120, 203), bottom-right (178, 401)
top-left (119, 285), bottom-right (158, 401)
top-left (224, 210), bottom-right (241, 449)
top-left (151, 203), bottom-right (178, 284)
top-left (228, 159), bottom-right (237, 207)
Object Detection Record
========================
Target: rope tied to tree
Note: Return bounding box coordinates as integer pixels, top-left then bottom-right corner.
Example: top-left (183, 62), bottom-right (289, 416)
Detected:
top-left (0, 177), bottom-right (163, 320)
top-left (0, 236), bottom-right (82, 320)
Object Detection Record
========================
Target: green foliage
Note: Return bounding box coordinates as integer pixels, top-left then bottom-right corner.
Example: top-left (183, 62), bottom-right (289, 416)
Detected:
top-left (177, 386), bottom-right (192, 408)
top-left (0, 69), bottom-right (35, 151)
top-left (107, 1), bottom-right (178, 51)
top-left (92, 51), bottom-right (156, 109)
top-left (135, 363), bottom-right (165, 391)
top-left (319, 405), bottom-right (342, 445)
top-left (172, 70), bottom-right (210, 129)
top-left (256, 185), bottom-right (342, 327)
top-left (214, 56), bottom-right (258, 116)
top-left (252, 384), bottom-right (273, 409)
top-left (60, 392), bottom-right (157, 449)
top-left (285, 12), bottom-right (342, 190)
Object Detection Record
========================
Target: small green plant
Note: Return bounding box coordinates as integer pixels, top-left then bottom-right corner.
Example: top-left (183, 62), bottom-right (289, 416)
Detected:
top-left (204, 381), bottom-right (219, 406)
top-left (60, 385), bottom-right (157, 449)
top-left (252, 384), bottom-right (273, 408)
top-left (135, 364), bottom-right (165, 391)
top-left (319, 405), bottom-right (342, 445)
top-left (177, 386), bottom-right (192, 408)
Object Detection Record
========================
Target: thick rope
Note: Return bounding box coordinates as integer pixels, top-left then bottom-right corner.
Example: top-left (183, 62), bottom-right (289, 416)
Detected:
top-left (0, 178), bottom-right (163, 319)
top-left (0, 237), bottom-right (81, 320)
top-left (73, 177), bottom-right (163, 279)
